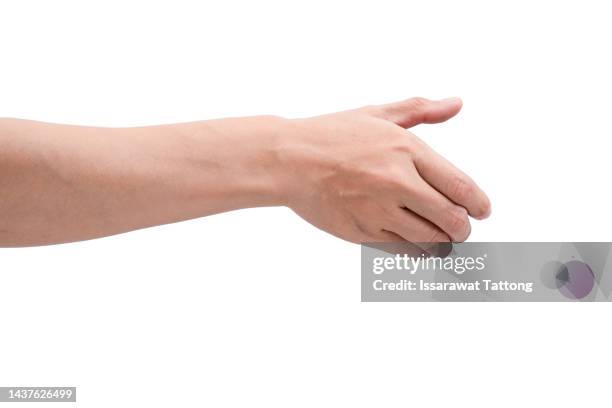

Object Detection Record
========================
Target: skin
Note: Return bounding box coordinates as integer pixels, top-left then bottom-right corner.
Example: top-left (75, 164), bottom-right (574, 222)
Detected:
top-left (0, 97), bottom-right (490, 247)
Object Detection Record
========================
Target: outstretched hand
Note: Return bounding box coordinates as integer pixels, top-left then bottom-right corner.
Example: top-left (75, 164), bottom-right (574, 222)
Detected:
top-left (280, 97), bottom-right (491, 243)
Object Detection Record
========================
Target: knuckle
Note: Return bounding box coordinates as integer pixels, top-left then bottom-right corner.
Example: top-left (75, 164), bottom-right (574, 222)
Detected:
top-left (392, 132), bottom-right (425, 157)
top-left (446, 206), bottom-right (470, 241)
top-left (407, 132), bottom-right (428, 152)
top-left (371, 162), bottom-right (408, 187)
top-left (402, 130), bottom-right (417, 143)
top-left (391, 138), bottom-right (416, 156)
top-left (408, 97), bottom-right (429, 109)
top-left (426, 229), bottom-right (449, 244)
top-left (448, 175), bottom-right (474, 203)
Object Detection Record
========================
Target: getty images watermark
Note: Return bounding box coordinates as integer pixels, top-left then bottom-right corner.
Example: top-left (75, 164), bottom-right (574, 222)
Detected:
top-left (361, 242), bottom-right (612, 302)
top-left (371, 251), bottom-right (533, 294)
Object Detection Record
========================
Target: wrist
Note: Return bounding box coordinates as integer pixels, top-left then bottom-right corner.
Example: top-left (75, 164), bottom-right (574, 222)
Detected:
top-left (268, 117), bottom-right (324, 210)
top-left (247, 115), bottom-right (295, 208)
top-left (195, 114), bottom-right (294, 210)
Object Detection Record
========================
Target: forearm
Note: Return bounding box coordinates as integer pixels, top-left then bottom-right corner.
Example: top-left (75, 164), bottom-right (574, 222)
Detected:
top-left (0, 116), bottom-right (288, 246)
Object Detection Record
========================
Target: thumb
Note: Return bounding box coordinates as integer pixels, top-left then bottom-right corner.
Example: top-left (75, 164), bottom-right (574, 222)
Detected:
top-left (371, 97), bottom-right (463, 128)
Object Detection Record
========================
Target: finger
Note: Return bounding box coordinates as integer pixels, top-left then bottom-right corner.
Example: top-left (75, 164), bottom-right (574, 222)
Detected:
top-left (347, 223), bottom-right (406, 244)
top-left (372, 229), bottom-right (408, 243)
top-left (413, 142), bottom-right (491, 219)
top-left (365, 240), bottom-right (448, 258)
top-left (387, 207), bottom-right (451, 243)
top-left (372, 97), bottom-right (463, 128)
top-left (402, 175), bottom-right (472, 242)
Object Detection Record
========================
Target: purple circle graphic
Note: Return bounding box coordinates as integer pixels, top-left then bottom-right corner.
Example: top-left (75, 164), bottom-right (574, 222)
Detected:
top-left (558, 260), bottom-right (595, 300)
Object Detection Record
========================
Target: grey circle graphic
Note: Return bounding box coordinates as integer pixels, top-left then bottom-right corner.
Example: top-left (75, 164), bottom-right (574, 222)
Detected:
top-left (540, 261), bottom-right (569, 289)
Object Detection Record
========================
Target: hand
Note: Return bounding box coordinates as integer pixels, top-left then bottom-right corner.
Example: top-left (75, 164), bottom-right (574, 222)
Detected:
top-left (278, 97), bottom-right (491, 244)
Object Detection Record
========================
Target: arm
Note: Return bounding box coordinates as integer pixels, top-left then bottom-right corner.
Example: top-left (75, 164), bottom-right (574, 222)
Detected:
top-left (0, 97), bottom-right (490, 247)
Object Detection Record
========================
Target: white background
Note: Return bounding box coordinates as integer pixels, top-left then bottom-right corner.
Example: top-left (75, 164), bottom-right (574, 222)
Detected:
top-left (1, 1), bottom-right (611, 406)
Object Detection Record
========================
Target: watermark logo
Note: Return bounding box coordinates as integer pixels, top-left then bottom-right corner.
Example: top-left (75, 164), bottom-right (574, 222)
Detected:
top-left (361, 243), bottom-right (612, 302)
